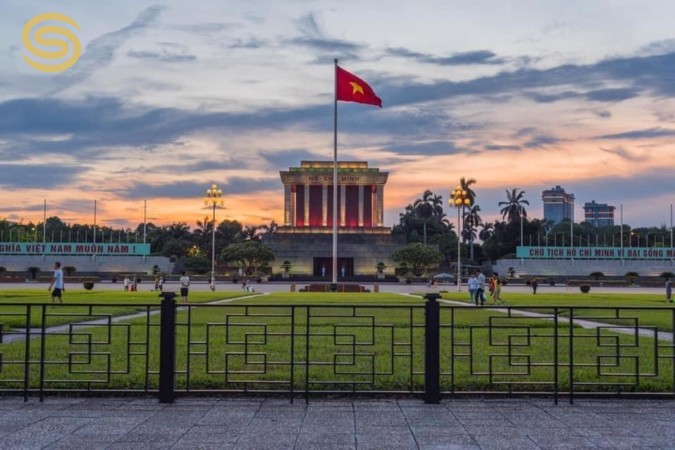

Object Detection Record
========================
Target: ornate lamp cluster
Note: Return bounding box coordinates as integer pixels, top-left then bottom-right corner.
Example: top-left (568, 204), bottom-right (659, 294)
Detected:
top-left (204, 184), bottom-right (224, 290)
top-left (450, 186), bottom-right (472, 292)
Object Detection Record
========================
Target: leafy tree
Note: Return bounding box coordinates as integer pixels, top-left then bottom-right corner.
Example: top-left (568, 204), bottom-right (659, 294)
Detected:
top-left (499, 188), bottom-right (529, 223)
top-left (184, 256), bottom-right (211, 274)
top-left (393, 190), bottom-right (452, 244)
top-left (221, 241), bottom-right (275, 276)
top-left (391, 243), bottom-right (443, 277)
top-left (161, 238), bottom-right (187, 258)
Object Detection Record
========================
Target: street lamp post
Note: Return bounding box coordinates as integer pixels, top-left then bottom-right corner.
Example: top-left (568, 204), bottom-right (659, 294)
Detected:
top-left (204, 184), bottom-right (224, 291)
top-left (450, 186), bottom-right (472, 293)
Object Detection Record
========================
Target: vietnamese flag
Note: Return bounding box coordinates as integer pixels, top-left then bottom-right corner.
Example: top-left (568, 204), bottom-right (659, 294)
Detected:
top-left (336, 66), bottom-right (382, 107)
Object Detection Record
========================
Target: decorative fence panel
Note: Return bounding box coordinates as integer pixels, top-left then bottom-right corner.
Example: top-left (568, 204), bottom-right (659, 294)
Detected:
top-left (0, 298), bottom-right (673, 403)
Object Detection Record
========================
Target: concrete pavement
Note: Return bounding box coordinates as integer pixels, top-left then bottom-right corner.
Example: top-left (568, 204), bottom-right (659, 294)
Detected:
top-left (0, 396), bottom-right (673, 449)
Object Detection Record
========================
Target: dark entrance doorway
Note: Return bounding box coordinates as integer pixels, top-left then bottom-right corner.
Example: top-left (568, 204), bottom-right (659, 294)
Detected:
top-left (313, 257), bottom-right (354, 278)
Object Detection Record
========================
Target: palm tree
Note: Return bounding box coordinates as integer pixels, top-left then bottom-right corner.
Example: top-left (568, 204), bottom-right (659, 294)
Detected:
top-left (258, 221), bottom-right (279, 243)
top-left (243, 225), bottom-right (259, 241)
top-left (414, 190), bottom-right (436, 244)
top-left (499, 188), bottom-right (529, 223)
top-left (463, 205), bottom-right (482, 261)
top-left (459, 177), bottom-right (477, 205)
top-left (464, 205), bottom-right (482, 229)
top-left (479, 222), bottom-right (494, 241)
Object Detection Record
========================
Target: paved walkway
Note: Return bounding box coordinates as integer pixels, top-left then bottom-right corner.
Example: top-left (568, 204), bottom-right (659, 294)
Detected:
top-left (0, 397), bottom-right (673, 449)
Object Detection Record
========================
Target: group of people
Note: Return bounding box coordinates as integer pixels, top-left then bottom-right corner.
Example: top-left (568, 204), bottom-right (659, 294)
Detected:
top-left (467, 270), bottom-right (504, 305)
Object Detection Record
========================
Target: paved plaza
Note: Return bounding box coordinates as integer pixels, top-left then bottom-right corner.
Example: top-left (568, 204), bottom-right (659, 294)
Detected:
top-left (0, 396), bottom-right (673, 449)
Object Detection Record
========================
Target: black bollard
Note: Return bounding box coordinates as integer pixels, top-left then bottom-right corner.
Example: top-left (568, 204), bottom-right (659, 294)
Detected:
top-left (158, 292), bottom-right (177, 403)
top-left (424, 293), bottom-right (441, 404)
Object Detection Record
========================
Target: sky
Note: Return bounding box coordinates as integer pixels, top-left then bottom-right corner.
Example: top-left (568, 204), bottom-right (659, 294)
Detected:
top-left (1, 0), bottom-right (674, 231)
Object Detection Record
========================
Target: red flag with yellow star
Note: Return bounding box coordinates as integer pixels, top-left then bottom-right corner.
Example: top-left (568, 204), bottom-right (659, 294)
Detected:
top-left (336, 66), bottom-right (382, 107)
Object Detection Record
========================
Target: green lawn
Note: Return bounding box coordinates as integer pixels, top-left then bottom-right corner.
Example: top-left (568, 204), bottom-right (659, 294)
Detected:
top-left (0, 289), bottom-right (256, 329)
top-left (439, 292), bottom-right (675, 331)
top-left (0, 291), bottom-right (671, 394)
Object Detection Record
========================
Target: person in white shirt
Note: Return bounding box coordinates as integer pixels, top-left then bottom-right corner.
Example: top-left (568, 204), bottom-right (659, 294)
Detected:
top-left (179, 271), bottom-right (190, 304)
top-left (48, 261), bottom-right (64, 303)
top-left (476, 269), bottom-right (486, 306)
top-left (468, 272), bottom-right (479, 305)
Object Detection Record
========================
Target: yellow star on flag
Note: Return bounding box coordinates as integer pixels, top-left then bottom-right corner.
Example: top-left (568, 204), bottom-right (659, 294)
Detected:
top-left (349, 81), bottom-right (364, 96)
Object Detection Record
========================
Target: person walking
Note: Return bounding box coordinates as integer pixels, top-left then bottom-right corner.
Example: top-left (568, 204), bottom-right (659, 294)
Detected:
top-left (531, 277), bottom-right (538, 295)
top-left (123, 276), bottom-right (130, 292)
top-left (476, 269), bottom-right (486, 306)
top-left (179, 271), bottom-right (190, 304)
top-left (468, 272), bottom-right (478, 305)
top-left (491, 272), bottom-right (504, 304)
top-left (158, 276), bottom-right (165, 292)
top-left (48, 261), bottom-right (65, 303)
top-left (153, 275), bottom-right (160, 292)
top-left (666, 277), bottom-right (673, 303)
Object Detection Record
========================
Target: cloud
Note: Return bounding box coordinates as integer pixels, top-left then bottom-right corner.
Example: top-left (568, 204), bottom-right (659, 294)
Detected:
top-left (153, 158), bottom-right (250, 173)
top-left (525, 91), bottom-right (580, 103)
top-left (0, 164), bottom-right (87, 189)
top-left (380, 140), bottom-right (461, 156)
top-left (48, 5), bottom-right (166, 94)
top-left (290, 14), bottom-right (366, 63)
top-left (512, 128), bottom-right (561, 149)
top-left (599, 146), bottom-right (644, 162)
top-left (226, 38), bottom-right (267, 49)
top-left (484, 144), bottom-right (521, 151)
top-left (523, 135), bottom-right (560, 148)
top-left (220, 177), bottom-right (279, 195)
top-left (386, 47), bottom-right (504, 66)
top-left (380, 50), bottom-right (675, 107)
top-left (120, 178), bottom-right (279, 200)
top-left (127, 48), bottom-right (196, 63)
top-left (259, 149), bottom-right (328, 169)
top-left (594, 127), bottom-right (675, 140)
top-left (585, 88), bottom-right (639, 102)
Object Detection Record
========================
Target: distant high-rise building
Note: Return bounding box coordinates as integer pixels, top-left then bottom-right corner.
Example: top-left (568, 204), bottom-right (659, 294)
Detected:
top-left (542, 185), bottom-right (575, 225)
top-left (583, 200), bottom-right (615, 227)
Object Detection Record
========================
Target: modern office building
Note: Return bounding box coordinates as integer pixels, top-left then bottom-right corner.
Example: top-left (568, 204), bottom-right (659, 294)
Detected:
top-left (542, 185), bottom-right (575, 224)
top-left (583, 200), bottom-right (615, 227)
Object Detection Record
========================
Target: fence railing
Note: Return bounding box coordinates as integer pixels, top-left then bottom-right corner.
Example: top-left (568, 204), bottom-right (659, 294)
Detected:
top-left (0, 295), bottom-right (673, 403)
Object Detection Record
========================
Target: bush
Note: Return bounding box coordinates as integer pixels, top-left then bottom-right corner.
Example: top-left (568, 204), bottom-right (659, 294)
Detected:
top-left (590, 271), bottom-right (604, 281)
top-left (579, 284), bottom-right (591, 293)
top-left (27, 266), bottom-right (40, 280)
top-left (660, 271), bottom-right (675, 279)
top-left (83, 281), bottom-right (95, 290)
top-left (625, 271), bottom-right (639, 285)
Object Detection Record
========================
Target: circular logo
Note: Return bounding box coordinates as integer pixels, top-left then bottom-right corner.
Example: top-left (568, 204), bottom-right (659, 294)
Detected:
top-left (22, 12), bottom-right (81, 73)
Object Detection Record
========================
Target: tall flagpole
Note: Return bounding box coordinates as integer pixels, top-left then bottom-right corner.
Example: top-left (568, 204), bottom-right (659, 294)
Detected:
top-left (332, 58), bottom-right (339, 285)
top-left (42, 199), bottom-right (47, 260)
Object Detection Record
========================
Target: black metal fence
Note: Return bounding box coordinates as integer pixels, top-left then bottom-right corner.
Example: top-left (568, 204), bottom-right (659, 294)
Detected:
top-left (0, 295), bottom-right (673, 403)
